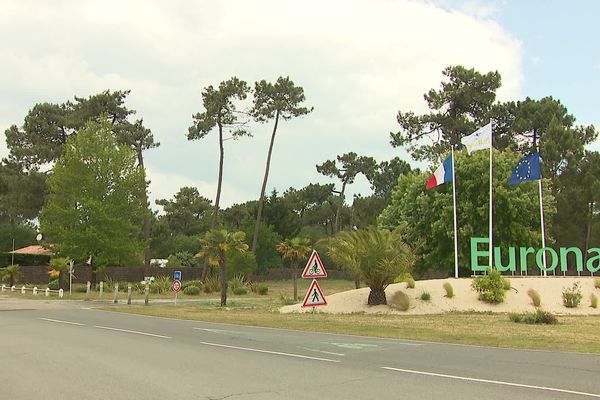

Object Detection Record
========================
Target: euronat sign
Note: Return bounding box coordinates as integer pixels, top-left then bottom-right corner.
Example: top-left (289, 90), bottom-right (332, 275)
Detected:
top-left (470, 237), bottom-right (600, 273)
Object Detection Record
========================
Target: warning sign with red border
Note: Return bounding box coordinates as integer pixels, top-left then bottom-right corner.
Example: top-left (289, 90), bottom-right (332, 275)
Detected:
top-left (301, 250), bottom-right (328, 279)
top-left (302, 279), bottom-right (327, 307)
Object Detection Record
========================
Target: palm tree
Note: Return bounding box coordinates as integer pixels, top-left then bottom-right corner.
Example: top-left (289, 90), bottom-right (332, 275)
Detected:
top-left (276, 237), bottom-right (312, 300)
top-left (48, 257), bottom-right (70, 291)
top-left (1, 264), bottom-right (23, 287)
top-left (196, 229), bottom-right (249, 306)
top-left (325, 227), bottom-right (415, 305)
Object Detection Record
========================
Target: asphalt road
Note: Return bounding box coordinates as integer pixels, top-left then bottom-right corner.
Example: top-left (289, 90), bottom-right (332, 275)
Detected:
top-left (1, 306), bottom-right (599, 400)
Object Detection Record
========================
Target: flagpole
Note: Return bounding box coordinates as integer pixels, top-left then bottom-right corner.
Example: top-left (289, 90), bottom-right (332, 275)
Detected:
top-left (538, 178), bottom-right (548, 277)
top-left (451, 145), bottom-right (459, 278)
top-left (489, 120), bottom-right (493, 271)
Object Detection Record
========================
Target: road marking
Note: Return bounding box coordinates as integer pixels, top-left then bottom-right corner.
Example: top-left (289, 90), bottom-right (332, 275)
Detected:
top-left (194, 327), bottom-right (233, 334)
top-left (301, 347), bottom-right (345, 357)
top-left (39, 318), bottom-right (85, 326)
top-left (381, 367), bottom-right (600, 398)
top-left (94, 325), bottom-right (172, 339)
top-left (199, 341), bottom-right (341, 363)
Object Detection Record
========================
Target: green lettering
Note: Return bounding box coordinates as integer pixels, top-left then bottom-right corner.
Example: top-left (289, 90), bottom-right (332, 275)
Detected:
top-left (560, 247), bottom-right (583, 272)
top-left (536, 247), bottom-right (558, 271)
top-left (470, 237), bottom-right (490, 272)
top-left (519, 247), bottom-right (535, 273)
top-left (494, 246), bottom-right (516, 272)
top-left (586, 248), bottom-right (600, 273)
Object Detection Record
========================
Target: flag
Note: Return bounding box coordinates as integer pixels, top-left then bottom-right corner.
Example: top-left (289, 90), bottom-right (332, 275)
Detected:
top-left (426, 154), bottom-right (453, 190)
top-left (463, 123), bottom-right (492, 154)
top-left (508, 153), bottom-right (541, 185)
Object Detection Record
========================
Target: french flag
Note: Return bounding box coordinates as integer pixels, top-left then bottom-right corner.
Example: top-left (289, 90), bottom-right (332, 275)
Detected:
top-left (425, 154), bottom-right (453, 190)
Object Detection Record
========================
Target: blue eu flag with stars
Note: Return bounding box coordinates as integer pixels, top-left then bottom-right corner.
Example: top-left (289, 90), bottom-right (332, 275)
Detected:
top-left (508, 153), bottom-right (541, 185)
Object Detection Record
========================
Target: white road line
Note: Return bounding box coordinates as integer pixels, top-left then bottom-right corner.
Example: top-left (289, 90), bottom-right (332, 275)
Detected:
top-left (94, 325), bottom-right (172, 339)
top-left (199, 341), bottom-right (341, 363)
top-left (381, 367), bottom-right (600, 398)
top-left (39, 318), bottom-right (85, 326)
top-left (301, 347), bottom-right (346, 357)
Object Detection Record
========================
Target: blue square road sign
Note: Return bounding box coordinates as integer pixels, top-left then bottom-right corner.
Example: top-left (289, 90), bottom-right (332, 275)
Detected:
top-left (174, 270), bottom-right (181, 281)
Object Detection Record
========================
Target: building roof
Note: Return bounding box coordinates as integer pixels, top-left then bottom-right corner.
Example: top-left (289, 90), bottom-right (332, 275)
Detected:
top-left (9, 245), bottom-right (52, 256)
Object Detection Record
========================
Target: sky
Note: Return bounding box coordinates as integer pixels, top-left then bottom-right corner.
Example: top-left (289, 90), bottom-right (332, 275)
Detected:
top-left (0, 0), bottom-right (598, 211)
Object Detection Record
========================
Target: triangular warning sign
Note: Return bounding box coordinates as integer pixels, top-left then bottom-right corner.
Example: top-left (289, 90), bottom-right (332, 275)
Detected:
top-left (301, 250), bottom-right (328, 278)
top-left (302, 279), bottom-right (327, 307)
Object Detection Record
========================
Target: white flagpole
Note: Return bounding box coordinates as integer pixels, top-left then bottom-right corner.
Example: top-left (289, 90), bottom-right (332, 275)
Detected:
top-left (451, 145), bottom-right (459, 278)
top-left (538, 178), bottom-right (548, 277)
top-left (489, 120), bottom-right (493, 271)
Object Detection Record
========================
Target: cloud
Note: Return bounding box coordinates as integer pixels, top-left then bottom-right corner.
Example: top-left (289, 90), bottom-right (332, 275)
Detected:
top-left (0, 0), bottom-right (523, 204)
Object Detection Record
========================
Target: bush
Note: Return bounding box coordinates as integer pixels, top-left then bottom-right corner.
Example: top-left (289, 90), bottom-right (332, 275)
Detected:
top-left (183, 285), bottom-right (201, 296)
top-left (74, 285), bottom-right (88, 293)
top-left (420, 291), bottom-right (431, 301)
top-left (203, 273), bottom-right (220, 293)
top-left (595, 278), bottom-right (600, 289)
top-left (509, 309), bottom-right (558, 325)
top-left (591, 293), bottom-right (598, 309)
top-left (257, 284), bottom-right (268, 295)
top-left (389, 290), bottom-right (410, 311)
top-left (182, 280), bottom-right (203, 290)
top-left (47, 279), bottom-right (59, 290)
top-left (502, 279), bottom-right (511, 291)
top-left (279, 293), bottom-right (295, 305)
top-left (562, 282), bottom-right (583, 308)
top-left (228, 274), bottom-right (246, 292)
top-left (471, 270), bottom-right (507, 304)
top-left (443, 282), bottom-right (454, 298)
top-left (233, 287), bottom-right (247, 295)
top-left (406, 278), bottom-right (415, 289)
top-left (527, 288), bottom-right (541, 307)
top-left (150, 276), bottom-right (172, 294)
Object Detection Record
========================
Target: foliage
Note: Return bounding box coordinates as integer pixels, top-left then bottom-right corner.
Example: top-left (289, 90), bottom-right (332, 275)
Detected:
top-left (243, 219), bottom-right (282, 271)
top-left (279, 293), bottom-right (295, 305)
top-left (155, 187), bottom-right (212, 236)
top-left (150, 276), bottom-right (172, 294)
top-left (443, 282), bottom-right (454, 298)
top-left (0, 223), bottom-right (38, 253)
top-left (247, 281), bottom-right (259, 294)
top-left (167, 251), bottom-right (199, 268)
top-left (226, 250), bottom-right (258, 277)
top-left (0, 161), bottom-right (47, 226)
top-left (389, 290), bottom-right (410, 311)
top-left (47, 279), bottom-right (59, 290)
top-left (39, 119), bottom-right (146, 271)
top-left (595, 278), bottom-right (600, 289)
top-left (527, 288), bottom-right (541, 307)
top-left (406, 278), bottom-right (415, 289)
top-left (509, 309), bottom-right (558, 325)
top-left (48, 257), bottom-right (71, 290)
top-left (276, 237), bottom-right (311, 300)
top-left (257, 284), bottom-right (269, 295)
top-left (183, 285), bottom-right (201, 296)
top-left (471, 270), bottom-right (507, 304)
top-left (1, 264), bottom-right (22, 286)
top-left (182, 280), bottom-right (203, 290)
top-left (562, 282), bottom-right (583, 308)
top-left (233, 287), bottom-right (248, 295)
top-left (591, 293), bottom-right (598, 309)
top-left (228, 274), bottom-right (246, 291)
top-left (202, 272), bottom-right (221, 293)
top-left (502, 279), bottom-right (512, 291)
top-left (325, 226), bottom-right (415, 305)
top-left (420, 291), bottom-right (431, 301)
top-left (379, 151), bottom-right (556, 276)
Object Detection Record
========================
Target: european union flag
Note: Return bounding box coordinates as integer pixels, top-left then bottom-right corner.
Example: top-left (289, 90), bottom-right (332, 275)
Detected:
top-left (508, 153), bottom-right (541, 185)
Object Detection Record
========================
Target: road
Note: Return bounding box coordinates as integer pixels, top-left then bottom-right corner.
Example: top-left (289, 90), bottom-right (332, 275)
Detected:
top-left (1, 305), bottom-right (599, 399)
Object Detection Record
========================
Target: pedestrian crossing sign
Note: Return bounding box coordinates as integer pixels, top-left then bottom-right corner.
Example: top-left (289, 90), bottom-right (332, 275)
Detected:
top-left (301, 250), bottom-right (328, 279)
top-left (302, 279), bottom-right (327, 307)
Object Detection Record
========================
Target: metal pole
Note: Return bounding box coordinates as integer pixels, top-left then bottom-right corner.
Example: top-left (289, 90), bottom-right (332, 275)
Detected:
top-left (69, 261), bottom-right (74, 296)
top-left (11, 238), bottom-right (15, 266)
top-left (451, 146), bottom-right (459, 278)
top-left (538, 179), bottom-right (548, 277)
top-left (488, 120), bottom-right (493, 271)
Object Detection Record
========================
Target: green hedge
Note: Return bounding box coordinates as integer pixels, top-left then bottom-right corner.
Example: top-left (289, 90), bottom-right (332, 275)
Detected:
top-left (0, 253), bottom-right (50, 266)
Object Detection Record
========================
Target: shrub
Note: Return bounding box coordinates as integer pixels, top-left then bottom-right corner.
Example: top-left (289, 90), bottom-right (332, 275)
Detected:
top-left (257, 284), bottom-right (268, 295)
top-left (443, 282), bottom-right (454, 298)
top-left (406, 278), bottom-right (415, 289)
top-left (47, 279), bottom-right (59, 290)
top-left (203, 273), bottom-right (221, 293)
top-left (510, 310), bottom-right (558, 325)
top-left (74, 285), bottom-right (88, 293)
top-left (183, 285), bottom-right (201, 296)
top-left (150, 276), bottom-right (172, 294)
top-left (228, 274), bottom-right (246, 292)
top-left (471, 270), bottom-right (507, 304)
top-left (420, 291), bottom-right (431, 301)
top-left (393, 272), bottom-right (413, 284)
top-left (502, 279), bottom-right (511, 291)
top-left (182, 280), bottom-right (203, 290)
top-left (562, 282), bottom-right (583, 308)
top-left (133, 282), bottom-right (146, 294)
top-left (247, 281), bottom-right (259, 294)
top-left (595, 278), bottom-right (600, 289)
top-left (233, 286), bottom-right (248, 295)
top-left (389, 290), bottom-right (410, 311)
top-left (591, 293), bottom-right (598, 309)
top-left (527, 288), bottom-right (541, 307)
top-left (279, 293), bottom-right (295, 305)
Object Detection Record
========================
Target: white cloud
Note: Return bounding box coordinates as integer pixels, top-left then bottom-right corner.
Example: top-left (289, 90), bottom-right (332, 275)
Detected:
top-left (0, 0), bottom-right (523, 204)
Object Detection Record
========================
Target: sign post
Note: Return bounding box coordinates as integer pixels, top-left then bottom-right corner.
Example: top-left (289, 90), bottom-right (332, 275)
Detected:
top-left (301, 250), bottom-right (328, 316)
top-left (172, 279), bottom-right (181, 305)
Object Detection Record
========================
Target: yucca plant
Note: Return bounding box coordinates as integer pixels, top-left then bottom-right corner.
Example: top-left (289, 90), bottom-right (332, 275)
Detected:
top-left (276, 237), bottom-right (311, 300)
top-left (1, 264), bottom-right (22, 287)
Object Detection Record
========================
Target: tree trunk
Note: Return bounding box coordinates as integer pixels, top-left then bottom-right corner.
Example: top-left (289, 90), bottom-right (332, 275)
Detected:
top-left (335, 181), bottom-right (347, 233)
top-left (252, 110), bottom-right (280, 254)
top-left (292, 263), bottom-right (298, 300)
top-left (367, 287), bottom-right (387, 305)
top-left (584, 202), bottom-right (594, 265)
top-left (219, 256), bottom-right (227, 307)
top-left (354, 276), bottom-right (360, 289)
top-left (212, 123), bottom-right (224, 229)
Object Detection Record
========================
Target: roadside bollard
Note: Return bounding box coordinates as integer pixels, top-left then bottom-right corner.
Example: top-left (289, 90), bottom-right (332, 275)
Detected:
top-left (11, 285), bottom-right (15, 292)
top-left (21, 286), bottom-right (26, 294)
top-left (59, 289), bottom-right (64, 298)
top-left (45, 288), bottom-right (50, 296)
top-left (127, 285), bottom-right (132, 305)
top-left (144, 283), bottom-right (149, 305)
top-left (33, 287), bottom-right (38, 295)
top-left (1, 284), bottom-right (5, 292)
top-left (99, 281), bottom-right (104, 298)
top-left (85, 281), bottom-right (91, 300)
top-left (113, 283), bottom-right (119, 304)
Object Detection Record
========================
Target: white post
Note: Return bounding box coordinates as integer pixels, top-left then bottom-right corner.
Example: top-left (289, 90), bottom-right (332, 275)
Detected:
top-left (45, 288), bottom-right (50, 296)
top-left (538, 179), bottom-right (548, 277)
top-left (99, 281), bottom-right (104, 298)
top-left (113, 283), bottom-right (118, 304)
top-left (1, 284), bottom-right (4, 292)
top-left (127, 285), bottom-right (132, 305)
top-left (451, 146), bottom-right (459, 278)
top-left (488, 120), bottom-right (494, 272)
top-left (33, 287), bottom-right (38, 295)
top-left (59, 289), bottom-right (64, 298)
top-left (11, 285), bottom-right (15, 292)
top-left (21, 286), bottom-right (25, 294)
top-left (86, 281), bottom-right (91, 300)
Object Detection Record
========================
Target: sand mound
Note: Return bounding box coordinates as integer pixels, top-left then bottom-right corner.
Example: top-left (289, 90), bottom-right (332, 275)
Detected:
top-left (280, 277), bottom-right (600, 315)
